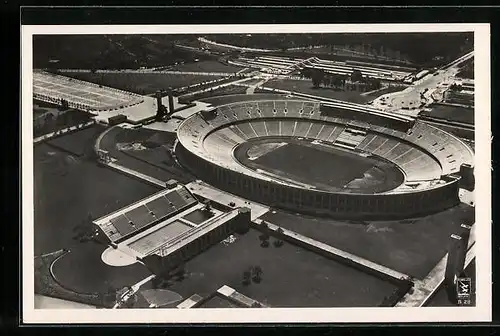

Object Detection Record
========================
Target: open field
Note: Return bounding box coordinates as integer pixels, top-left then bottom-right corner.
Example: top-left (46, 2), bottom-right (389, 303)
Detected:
top-left (260, 203), bottom-right (474, 279)
top-left (34, 128), bottom-right (160, 255)
top-left (35, 250), bottom-right (113, 308)
top-left (420, 104), bottom-right (474, 125)
top-left (263, 79), bottom-right (372, 104)
top-left (167, 228), bottom-right (397, 307)
top-left (51, 242), bottom-right (152, 294)
top-left (45, 126), bottom-right (102, 157)
top-left (167, 60), bottom-right (244, 73)
top-left (60, 72), bottom-right (225, 95)
top-left (100, 127), bottom-right (195, 184)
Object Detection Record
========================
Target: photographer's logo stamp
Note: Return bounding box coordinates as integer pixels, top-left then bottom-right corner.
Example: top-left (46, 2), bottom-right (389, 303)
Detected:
top-left (456, 277), bottom-right (472, 306)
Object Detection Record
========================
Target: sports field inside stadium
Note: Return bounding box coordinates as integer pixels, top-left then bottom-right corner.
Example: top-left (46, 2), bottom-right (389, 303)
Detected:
top-left (235, 138), bottom-right (403, 193)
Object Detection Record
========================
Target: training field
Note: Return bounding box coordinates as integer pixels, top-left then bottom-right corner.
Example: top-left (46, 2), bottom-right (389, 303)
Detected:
top-left (263, 79), bottom-right (372, 104)
top-left (61, 72), bottom-right (226, 95)
top-left (98, 127), bottom-right (195, 184)
top-left (50, 243), bottom-right (152, 294)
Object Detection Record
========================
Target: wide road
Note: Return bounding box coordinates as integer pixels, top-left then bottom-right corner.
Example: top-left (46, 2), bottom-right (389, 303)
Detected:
top-left (371, 51), bottom-right (474, 116)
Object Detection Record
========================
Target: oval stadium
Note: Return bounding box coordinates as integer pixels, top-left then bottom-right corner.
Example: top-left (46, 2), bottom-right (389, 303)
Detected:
top-left (176, 95), bottom-right (473, 219)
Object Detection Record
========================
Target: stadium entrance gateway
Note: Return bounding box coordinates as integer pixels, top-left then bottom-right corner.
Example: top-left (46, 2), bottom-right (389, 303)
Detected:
top-left (93, 182), bottom-right (251, 276)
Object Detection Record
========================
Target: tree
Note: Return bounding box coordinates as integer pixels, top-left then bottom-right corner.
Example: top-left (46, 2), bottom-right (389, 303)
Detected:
top-left (251, 266), bottom-right (263, 284)
top-left (259, 233), bottom-right (269, 242)
top-left (242, 269), bottom-right (251, 286)
top-left (311, 69), bottom-right (325, 88)
top-left (372, 78), bottom-right (382, 90)
top-left (331, 75), bottom-right (343, 89)
top-left (273, 239), bottom-right (284, 248)
top-left (350, 69), bottom-right (364, 83)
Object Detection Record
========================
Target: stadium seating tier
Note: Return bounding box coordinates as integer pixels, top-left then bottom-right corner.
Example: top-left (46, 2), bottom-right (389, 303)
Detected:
top-left (178, 99), bottom-right (474, 194)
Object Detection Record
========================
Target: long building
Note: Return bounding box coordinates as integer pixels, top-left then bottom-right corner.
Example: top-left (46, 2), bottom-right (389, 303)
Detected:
top-left (94, 183), bottom-right (251, 275)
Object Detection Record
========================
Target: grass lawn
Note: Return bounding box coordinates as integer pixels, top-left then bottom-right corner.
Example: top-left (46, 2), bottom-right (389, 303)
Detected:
top-left (263, 79), bottom-right (372, 104)
top-left (168, 60), bottom-right (244, 73)
top-left (51, 242), bottom-right (152, 294)
top-left (167, 228), bottom-right (397, 307)
top-left (420, 104), bottom-right (474, 125)
top-left (34, 129), bottom-right (160, 255)
top-left (34, 250), bottom-right (113, 308)
top-left (60, 72), bottom-right (225, 95)
top-left (33, 105), bottom-right (93, 138)
top-left (100, 127), bottom-right (195, 184)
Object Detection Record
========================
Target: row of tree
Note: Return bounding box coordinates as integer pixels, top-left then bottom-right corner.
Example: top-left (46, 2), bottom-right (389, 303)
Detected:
top-left (242, 266), bottom-right (263, 286)
top-left (301, 68), bottom-right (382, 91)
top-left (207, 33), bottom-right (472, 66)
top-left (449, 83), bottom-right (465, 92)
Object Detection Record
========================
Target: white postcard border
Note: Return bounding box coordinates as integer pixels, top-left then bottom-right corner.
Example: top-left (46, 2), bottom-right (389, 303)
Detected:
top-left (21, 23), bottom-right (491, 324)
